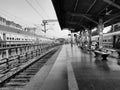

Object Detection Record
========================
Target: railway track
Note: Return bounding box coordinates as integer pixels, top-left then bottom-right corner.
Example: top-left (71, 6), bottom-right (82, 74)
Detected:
top-left (0, 48), bottom-right (58, 90)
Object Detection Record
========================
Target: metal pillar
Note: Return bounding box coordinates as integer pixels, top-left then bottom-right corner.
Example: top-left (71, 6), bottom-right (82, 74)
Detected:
top-left (0, 51), bottom-right (2, 60)
top-left (88, 29), bottom-right (92, 50)
top-left (71, 31), bottom-right (73, 47)
top-left (5, 50), bottom-right (9, 69)
top-left (6, 50), bottom-right (9, 58)
top-left (98, 19), bottom-right (104, 49)
top-left (17, 48), bottom-right (20, 55)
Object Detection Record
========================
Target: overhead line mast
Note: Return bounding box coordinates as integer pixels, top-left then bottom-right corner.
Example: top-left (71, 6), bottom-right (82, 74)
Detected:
top-left (42, 19), bottom-right (58, 33)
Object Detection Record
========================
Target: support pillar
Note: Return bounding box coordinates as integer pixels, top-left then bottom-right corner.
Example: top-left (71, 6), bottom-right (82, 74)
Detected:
top-left (80, 31), bottom-right (84, 48)
top-left (88, 29), bottom-right (92, 50)
top-left (6, 49), bottom-right (9, 69)
top-left (17, 48), bottom-right (20, 55)
top-left (70, 29), bottom-right (74, 47)
top-left (0, 51), bottom-right (2, 60)
top-left (98, 19), bottom-right (104, 50)
top-left (6, 49), bottom-right (9, 58)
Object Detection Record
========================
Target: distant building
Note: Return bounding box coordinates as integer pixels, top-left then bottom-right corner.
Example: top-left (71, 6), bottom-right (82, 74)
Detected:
top-left (0, 16), bottom-right (22, 30)
top-left (24, 27), bottom-right (36, 33)
top-left (0, 17), bottom-right (6, 25)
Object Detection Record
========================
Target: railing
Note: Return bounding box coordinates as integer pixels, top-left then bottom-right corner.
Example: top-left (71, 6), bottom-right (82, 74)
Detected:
top-left (0, 43), bottom-right (60, 74)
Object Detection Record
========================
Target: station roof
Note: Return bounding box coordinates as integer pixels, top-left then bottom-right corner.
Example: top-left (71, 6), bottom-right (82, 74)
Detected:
top-left (52, 0), bottom-right (120, 32)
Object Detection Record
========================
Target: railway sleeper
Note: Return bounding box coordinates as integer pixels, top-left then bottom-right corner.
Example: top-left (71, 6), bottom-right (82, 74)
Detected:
top-left (4, 82), bottom-right (26, 87)
top-left (10, 78), bottom-right (30, 82)
top-left (0, 46), bottom-right (60, 88)
top-left (9, 79), bottom-right (29, 83)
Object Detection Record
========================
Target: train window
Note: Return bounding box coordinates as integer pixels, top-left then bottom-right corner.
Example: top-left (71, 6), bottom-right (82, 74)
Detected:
top-left (12, 37), bottom-right (14, 40)
top-left (7, 37), bottom-right (9, 40)
top-left (108, 39), bottom-right (111, 42)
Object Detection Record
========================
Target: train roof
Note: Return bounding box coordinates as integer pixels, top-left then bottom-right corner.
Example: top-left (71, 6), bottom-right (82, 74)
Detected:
top-left (103, 31), bottom-right (120, 36)
top-left (0, 24), bottom-right (37, 36)
top-left (92, 31), bottom-right (120, 38)
top-left (0, 24), bottom-right (56, 40)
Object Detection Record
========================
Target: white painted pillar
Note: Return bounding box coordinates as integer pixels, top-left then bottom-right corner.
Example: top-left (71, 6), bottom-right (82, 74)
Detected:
top-left (6, 49), bottom-right (9, 58)
top-left (98, 19), bottom-right (104, 49)
top-left (88, 29), bottom-right (92, 50)
top-left (17, 48), bottom-right (20, 55)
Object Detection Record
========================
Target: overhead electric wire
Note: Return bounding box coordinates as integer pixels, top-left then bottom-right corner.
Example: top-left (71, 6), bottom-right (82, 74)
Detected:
top-left (35, 0), bottom-right (50, 19)
top-left (0, 8), bottom-right (35, 27)
top-left (27, 0), bottom-right (48, 19)
top-left (0, 10), bottom-right (22, 23)
top-left (25, 0), bottom-right (44, 20)
top-left (0, 11), bottom-right (25, 26)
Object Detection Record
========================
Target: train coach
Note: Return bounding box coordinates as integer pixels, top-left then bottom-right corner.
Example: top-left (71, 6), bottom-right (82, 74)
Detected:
top-left (91, 30), bottom-right (120, 50)
top-left (0, 16), bottom-right (59, 48)
top-left (0, 24), bottom-right (55, 47)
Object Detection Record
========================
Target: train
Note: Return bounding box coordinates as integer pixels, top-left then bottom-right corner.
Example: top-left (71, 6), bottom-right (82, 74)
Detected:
top-left (91, 30), bottom-right (120, 50)
top-left (0, 16), bottom-right (58, 47)
top-left (0, 24), bottom-right (55, 47)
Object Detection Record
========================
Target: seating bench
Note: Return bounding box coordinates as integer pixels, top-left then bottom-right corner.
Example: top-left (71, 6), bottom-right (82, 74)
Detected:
top-left (94, 50), bottom-right (109, 60)
top-left (104, 48), bottom-right (116, 53)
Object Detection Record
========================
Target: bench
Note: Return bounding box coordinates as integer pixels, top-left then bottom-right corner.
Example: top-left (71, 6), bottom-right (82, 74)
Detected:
top-left (105, 49), bottom-right (120, 58)
top-left (114, 49), bottom-right (120, 59)
top-left (94, 50), bottom-right (109, 60)
top-left (103, 48), bottom-right (116, 54)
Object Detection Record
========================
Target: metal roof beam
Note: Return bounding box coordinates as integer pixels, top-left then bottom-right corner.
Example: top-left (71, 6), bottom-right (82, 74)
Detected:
top-left (66, 21), bottom-right (77, 25)
top-left (66, 21), bottom-right (84, 26)
top-left (80, 25), bottom-right (88, 30)
top-left (74, 0), bottom-right (79, 12)
top-left (69, 13), bottom-right (98, 24)
top-left (86, 0), bottom-right (97, 13)
top-left (104, 14), bottom-right (120, 24)
top-left (66, 21), bottom-right (88, 30)
top-left (103, 0), bottom-right (120, 9)
top-left (42, 19), bottom-right (58, 23)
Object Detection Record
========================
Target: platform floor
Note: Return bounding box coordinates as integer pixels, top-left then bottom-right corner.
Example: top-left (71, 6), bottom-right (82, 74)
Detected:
top-left (23, 44), bottom-right (120, 90)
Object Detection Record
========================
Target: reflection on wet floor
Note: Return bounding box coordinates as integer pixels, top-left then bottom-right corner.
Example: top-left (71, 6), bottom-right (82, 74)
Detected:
top-left (69, 45), bottom-right (120, 90)
top-left (94, 59), bottom-right (110, 72)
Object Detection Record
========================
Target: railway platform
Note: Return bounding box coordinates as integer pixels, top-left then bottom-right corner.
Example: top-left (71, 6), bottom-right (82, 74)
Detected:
top-left (19, 44), bottom-right (120, 90)
top-left (22, 44), bottom-right (120, 90)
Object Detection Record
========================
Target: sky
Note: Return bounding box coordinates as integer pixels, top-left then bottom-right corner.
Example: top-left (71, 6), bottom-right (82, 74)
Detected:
top-left (0, 0), bottom-right (70, 38)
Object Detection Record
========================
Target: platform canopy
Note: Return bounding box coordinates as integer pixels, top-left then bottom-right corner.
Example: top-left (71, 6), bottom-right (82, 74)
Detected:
top-left (52, 0), bottom-right (120, 32)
